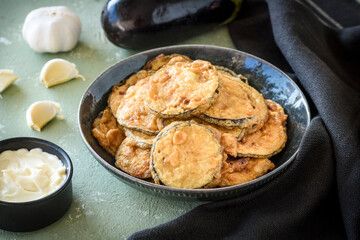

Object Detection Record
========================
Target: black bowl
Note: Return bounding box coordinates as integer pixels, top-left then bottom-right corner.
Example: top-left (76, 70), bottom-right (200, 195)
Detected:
top-left (78, 45), bottom-right (311, 201)
top-left (0, 137), bottom-right (73, 232)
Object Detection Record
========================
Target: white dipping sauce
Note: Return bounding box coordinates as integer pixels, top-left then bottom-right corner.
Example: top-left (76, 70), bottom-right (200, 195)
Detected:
top-left (0, 148), bottom-right (66, 202)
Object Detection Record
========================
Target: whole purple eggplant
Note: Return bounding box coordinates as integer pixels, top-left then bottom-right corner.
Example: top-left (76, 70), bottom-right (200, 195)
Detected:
top-left (101, 0), bottom-right (242, 50)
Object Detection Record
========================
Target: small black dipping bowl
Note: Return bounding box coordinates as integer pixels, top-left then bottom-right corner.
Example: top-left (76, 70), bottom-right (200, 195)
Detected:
top-left (0, 137), bottom-right (73, 232)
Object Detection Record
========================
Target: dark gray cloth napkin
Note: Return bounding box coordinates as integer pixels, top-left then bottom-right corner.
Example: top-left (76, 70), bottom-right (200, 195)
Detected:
top-left (129, 0), bottom-right (360, 239)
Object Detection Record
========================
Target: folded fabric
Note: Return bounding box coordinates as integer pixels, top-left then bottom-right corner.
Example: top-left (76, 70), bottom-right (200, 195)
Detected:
top-left (129, 0), bottom-right (360, 239)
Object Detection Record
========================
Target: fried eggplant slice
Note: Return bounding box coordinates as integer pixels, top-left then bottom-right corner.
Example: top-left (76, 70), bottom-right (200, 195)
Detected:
top-left (142, 54), bottom-right (191, 72)
top-left (92, 107), bottom-right (126, 156)
top-left (215, 66), bottom-right (248, 84)
top-left (209, 157), bottom-right (275, 187)
top-left (161, 117), bottom-right (244, 157)
top-left (146, 58), bottom-right (220, 118)
top-left (199, 71), bottom-right (268, 129)
top-left (237, 100), bottom-right (288, 158)
top-left (125, 128), bottom-right (156, 148)
top-left (108, 70), bottom-right (149, 116)
top-left (116, 78), bottom-right (164, 135)
top-left (115, 137), bottom-right (151, 179)
top-left (109, 54), bottom-right (187, 115)
top-left (194, 118), bottom-right (245, 141)
top-left (151, 121), bottom-right (223, 189)
top-left (162, 117), bottom-right (245, 141)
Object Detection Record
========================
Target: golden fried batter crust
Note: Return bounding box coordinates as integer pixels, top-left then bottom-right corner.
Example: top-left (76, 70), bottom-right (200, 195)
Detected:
top-left (151, 121), bottom-right (223, 189)
top-left (142, 54), bottom-right (191, 72)
top-left (92, 107), bottom-right (125, 156)
top-left (115, 137), bottom-right (151, 179)
top-left (125, 128), bottom-right (156, 148)
top-left (146, 59), bottom-right (219, 117)
top-left (203, 74), bottom-right (258, 120)
top-left (108, 70), bottom-right (148, 116)
top-left (116, 78), bottom-right (164, 134)
top-left (199, 70), bottom-right (268, 129)
top-left (237, 100), bottom-right (288, 158)
top-left (215, 157), bottom-right (275, 187)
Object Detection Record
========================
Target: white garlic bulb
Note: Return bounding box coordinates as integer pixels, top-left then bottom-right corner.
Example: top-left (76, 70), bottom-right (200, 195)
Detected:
top-left (22, 6), bottom-right (81, 53)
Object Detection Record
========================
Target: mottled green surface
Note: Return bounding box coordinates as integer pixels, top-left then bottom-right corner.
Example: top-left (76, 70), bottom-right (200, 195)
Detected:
top-left (0, 0), bottom-right (235, 239)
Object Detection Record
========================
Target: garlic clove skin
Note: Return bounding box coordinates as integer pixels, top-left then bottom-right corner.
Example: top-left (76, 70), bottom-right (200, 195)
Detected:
top-left (26, 101), bottom-right (62, 131)
top-left (40, 58), bottom-right (84, 88)
top-left (22, 6), bottom-right (81, 53)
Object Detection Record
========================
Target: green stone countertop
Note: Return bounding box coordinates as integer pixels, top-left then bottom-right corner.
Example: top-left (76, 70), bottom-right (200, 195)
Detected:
top-left (0, 1), bottom-right (235, 239)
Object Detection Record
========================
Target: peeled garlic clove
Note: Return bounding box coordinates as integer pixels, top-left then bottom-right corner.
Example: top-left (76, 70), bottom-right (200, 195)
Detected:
top-left (0, 70), bottom-right (18, 93)
top-left (40, 58), bottom-right (84, 88)
top-left (26, 101), bottom-right (61, 131)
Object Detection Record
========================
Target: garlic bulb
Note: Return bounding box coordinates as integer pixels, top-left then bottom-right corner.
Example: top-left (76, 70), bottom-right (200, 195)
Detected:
top-left (22, 6), bottom-right (81, 53)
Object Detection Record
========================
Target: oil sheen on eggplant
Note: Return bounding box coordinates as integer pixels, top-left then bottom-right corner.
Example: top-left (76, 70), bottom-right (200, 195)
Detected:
top-left (101, 0), bottom-right (242, 50)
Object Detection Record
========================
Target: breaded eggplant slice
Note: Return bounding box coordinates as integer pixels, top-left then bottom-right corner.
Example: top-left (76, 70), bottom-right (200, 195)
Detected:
top-left (125, 128), bottom-right (156, 148)
top-left (142, 54), bottom-right (191, 72)
top-left (109, 54), bottom-right (190, 116)
top-left (199, 71), bottom-right (268, 129)
top-left (215, 66), bottom-right (248, 84)
top-left (162, 117), bottom-right (243, 157)
top-left (108, 70), bottom-right (149, 116)
top-left (92, 107), bottom-right (126, 156)
top-left (146, 59), bottom-right (220, 118)
top-left (162, 117), bottom-right (245, 141)
top-left (115, 137), bottom-right (151, 179)
top-left (116, 77), bottom-right (164, 135)
top-left (217, 66), bottom-right (268, 129)
top-left (208, 157), bottom-right (275, 188)
top-left (151, 121), bottom-right (223, 189)
top-left (237, 100), bottom-right (288, 158)
top-left (194, 118), bottom-right (245, 141)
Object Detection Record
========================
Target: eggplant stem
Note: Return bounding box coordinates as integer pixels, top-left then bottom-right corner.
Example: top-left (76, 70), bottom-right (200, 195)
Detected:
top-left (220, 0), bottom-right (243, 26)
